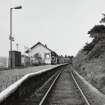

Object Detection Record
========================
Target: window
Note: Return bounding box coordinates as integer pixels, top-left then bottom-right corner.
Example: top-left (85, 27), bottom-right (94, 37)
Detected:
top-left (45, 53), bottom-right (50, 59)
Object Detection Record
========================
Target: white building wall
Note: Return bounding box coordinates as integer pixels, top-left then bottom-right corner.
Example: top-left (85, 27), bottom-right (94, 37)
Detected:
top-left (28, 45), bottom-right (51, 64)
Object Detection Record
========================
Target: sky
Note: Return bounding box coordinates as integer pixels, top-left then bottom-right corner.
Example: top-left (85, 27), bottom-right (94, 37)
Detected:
top-left (0, 0), bottom-right (105, 57)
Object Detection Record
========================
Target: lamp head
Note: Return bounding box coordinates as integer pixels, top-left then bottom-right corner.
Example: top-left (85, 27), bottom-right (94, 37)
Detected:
top-left (13, 6), bottom-right (22, 9)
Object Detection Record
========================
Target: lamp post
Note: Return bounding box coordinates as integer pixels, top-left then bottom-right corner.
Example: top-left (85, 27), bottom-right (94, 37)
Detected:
top-left (9, 6), bottom-right (22, 69)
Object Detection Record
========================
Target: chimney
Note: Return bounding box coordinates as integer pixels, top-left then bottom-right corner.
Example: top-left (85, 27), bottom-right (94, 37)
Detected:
top-left (45, 44), bottom-right (47, 48)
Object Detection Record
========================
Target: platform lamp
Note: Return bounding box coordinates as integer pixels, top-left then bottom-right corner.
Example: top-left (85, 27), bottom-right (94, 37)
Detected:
top-left (9, 6), bottom-right (22, 69)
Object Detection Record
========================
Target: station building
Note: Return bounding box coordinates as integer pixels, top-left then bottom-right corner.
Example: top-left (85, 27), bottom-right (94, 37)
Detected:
top-left (25, 42), bottom-right (58, 65)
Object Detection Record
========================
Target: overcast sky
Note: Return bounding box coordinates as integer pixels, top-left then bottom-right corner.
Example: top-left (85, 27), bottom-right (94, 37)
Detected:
top-left (0, 0), bottom-right (105, 57)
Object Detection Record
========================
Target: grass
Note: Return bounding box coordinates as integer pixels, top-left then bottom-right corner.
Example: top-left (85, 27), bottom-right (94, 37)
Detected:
top-left (0, 65), bottom-right (57, 92)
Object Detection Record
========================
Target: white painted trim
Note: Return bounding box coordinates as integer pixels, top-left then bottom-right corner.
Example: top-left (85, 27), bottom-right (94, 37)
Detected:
top-left (0, 64), bottom-right (65, 103)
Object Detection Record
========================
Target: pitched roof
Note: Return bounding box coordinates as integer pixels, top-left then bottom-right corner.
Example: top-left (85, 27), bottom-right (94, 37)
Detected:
top-left (25, 42), bottom-right (55, 53)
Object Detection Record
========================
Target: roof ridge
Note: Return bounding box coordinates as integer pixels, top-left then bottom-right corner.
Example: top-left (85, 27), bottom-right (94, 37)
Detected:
top-left (25, 41), bottom-right (54, 53)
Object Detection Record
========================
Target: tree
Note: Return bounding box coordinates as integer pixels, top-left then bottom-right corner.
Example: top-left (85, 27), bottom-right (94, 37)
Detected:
top-left (100, 14), bottom-right (105, 23)
top-left (83, 24), bottom-right (105, 53)
top-left (88, 25), bottom-right (105, 39)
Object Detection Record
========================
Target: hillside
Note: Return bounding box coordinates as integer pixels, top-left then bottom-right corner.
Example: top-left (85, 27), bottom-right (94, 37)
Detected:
top-left (73, 25), bottom-right (105, 94)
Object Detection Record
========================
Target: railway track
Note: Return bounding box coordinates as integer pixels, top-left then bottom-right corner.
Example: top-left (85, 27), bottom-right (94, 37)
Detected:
top-left (1, 65), bottom-right (104, 105)
top-left (18, 65), bottom-right (89, 105)
top-left (38, 67), bottom-right (88, 105)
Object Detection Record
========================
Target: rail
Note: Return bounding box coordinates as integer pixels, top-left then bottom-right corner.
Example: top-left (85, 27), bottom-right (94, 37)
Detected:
top-left (71, 71), bottom-right (90, 105)
top-left (0, 64), bottom-right (67, 104)
top-left (71, 69), bottom-right (105, 105)
top-left (39, 70), bottom-right (63, 105)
